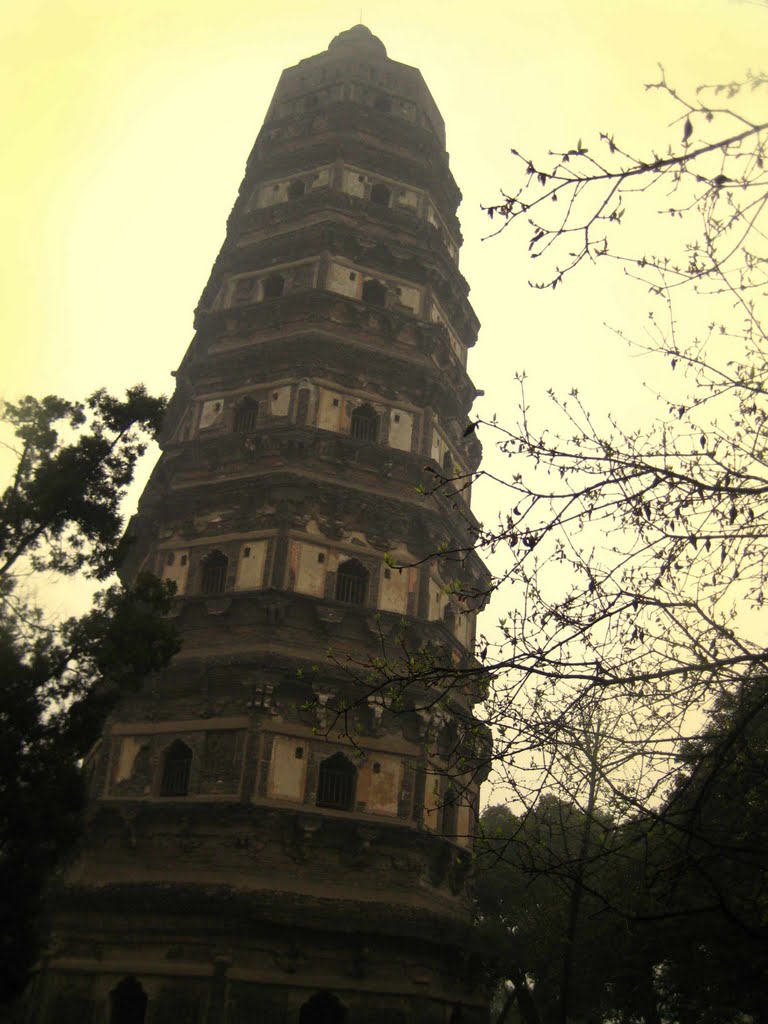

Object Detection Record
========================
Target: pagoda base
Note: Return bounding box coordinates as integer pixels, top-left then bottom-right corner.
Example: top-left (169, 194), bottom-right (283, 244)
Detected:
top-left (25, 884), bottom-right (489, 1023)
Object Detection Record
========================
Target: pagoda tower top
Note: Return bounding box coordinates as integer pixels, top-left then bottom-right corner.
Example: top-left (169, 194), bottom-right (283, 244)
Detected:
top-left (328, 23), bottom-right (388, 56)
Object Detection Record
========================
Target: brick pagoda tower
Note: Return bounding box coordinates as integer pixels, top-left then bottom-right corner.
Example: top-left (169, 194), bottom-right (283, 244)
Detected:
top-left (32, 25), bottom-right (489, 1024)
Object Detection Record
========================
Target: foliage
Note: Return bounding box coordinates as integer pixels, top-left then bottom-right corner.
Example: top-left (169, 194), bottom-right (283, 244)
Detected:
top-left (476, 676), bottom-right (768, 1024)
top-left (0, 388), bottom-right (179, 1003)
top-left (653, 674), bottom-right (768, 1022)
top-left (476, 798), bottom-right (619, 1024)
top-left (1, 387), bottom-right (166, 582)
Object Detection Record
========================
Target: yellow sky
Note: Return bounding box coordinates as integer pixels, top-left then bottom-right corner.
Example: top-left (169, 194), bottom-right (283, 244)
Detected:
top-left (1, 0), bottom-right (765, 615)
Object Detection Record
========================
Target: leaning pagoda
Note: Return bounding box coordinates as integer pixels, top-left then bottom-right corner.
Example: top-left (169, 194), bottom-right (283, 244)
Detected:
top-left (31, 25), bottom-right (490, 1024)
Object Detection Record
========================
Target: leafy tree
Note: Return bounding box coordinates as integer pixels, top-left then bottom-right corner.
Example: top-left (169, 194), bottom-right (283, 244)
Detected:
top-left (649, 673), bottom-right (768, 1023)
top-left (476, 676), bottom-right (768, 1024)
top-left (0, 388), bottom-right (179, 1003)
top-left (476, 797), bottom-right (635, 1024)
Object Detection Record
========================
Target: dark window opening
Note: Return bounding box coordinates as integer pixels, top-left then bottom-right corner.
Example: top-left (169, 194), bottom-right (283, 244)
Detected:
top-left (350, 403), bottom-right (379, 443)
top-left (287, 178), bottom-right (306, 200)
top-left (165, 552), bottom-right (175, 566)
top-left (110, 976), bottom-right (148, 1024)
top-left (374, 94), bottom-right (392, 113)
top-left (201, 550), bottom-right (228, 595)
top-left (335, 558), bottom-right (369, 605)
top-left (442, 785), bottom-right (458, 837)
top-left (300, 991), bottom-right (347, 1024)
top-left (160, 740), bottom-right (192, 797)
top-left (361, 279), bottom-right (387, 307)
top-left (443, 604), bottom-right (457, 633)
top-left (296, 388), bottom-right (311, 426)
top-left (442, 449), bottom-right (453, 474)
top-left (263, 273), bottom-right (285, 299)
top-left (180, 554), bottom-right (188, 566)
top-left (370, 182), bottom-right (391, 207)
top-left (316, 753), bottom-right (357, 811)
top-left (295, 746), bottom-right (304, 759)
top-left (235, 400), bottom-right (260, 433)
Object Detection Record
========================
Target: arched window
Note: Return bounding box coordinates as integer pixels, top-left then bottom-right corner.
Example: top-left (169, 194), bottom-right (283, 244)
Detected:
top-left (110, 977), bottom-right (147, 1024)
top-left (370, 182), bottom-right (391, 207)
top-left (442, 785), bottom-right (458, 838)
top-left (316, 754), bottom-right (357, 812)
top-left (442, 449), bottom-right (453, 475)
top-left (296, 388), bottom-right (311, 426)
top-left (201, 550), bottom-right (228, 594)
top-left (262, 273), bottom-right (285, 299)
top-left (335, 559), bottom-right (368, 605)
top-left (160, 740), bottom-right (192, 797)
top-left (350, 404), bottom-right (378, 443)
top-left (235, 399), bottom-right (260, 434)
top-left (287, 178), bottom-right (306, 200)
top-left (443, 604), bottom-right (457, 634)
top-left (361, 279), bottom-right (387, 307)
top-left (374, 94), bottom-right (392, 114)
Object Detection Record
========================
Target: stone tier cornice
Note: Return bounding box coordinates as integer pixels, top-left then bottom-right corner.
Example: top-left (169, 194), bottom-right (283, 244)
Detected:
top-left (141, 626), bottom-right (489, 707)
top-left (164, 425), bottom-right (480, 483)
top-left (135, 440), bottom-right (483, 561)
top-left (51, 873), bottom-right (479, 941)
top-left (245, 105), bottom-right (461, 217)
top-left (198, 225), bottom-right (478, 348)
top-left (228, 193), bottom-right (467, 298)
top-left (181, 330), bottom-right (482, 437)
top-left (191, 292), bottom-right (478, 395)
top-left (235, 132), bottom-right (462, 241)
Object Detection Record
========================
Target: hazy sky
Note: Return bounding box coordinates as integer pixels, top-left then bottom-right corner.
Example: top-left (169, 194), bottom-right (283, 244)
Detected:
top-left (1, 0), bottom-right (764, 614)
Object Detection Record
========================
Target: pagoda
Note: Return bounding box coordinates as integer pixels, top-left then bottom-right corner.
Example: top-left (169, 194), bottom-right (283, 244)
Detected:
top-left (32, 25), bottom-right (490, 1024)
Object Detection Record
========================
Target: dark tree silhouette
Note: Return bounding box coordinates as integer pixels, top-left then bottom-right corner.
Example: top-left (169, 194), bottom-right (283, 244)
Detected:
top-left (0, 387), bottom-right (179, 1003)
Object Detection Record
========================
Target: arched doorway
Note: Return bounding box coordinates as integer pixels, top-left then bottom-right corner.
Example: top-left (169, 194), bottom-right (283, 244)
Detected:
top-left (361, 278), bottom-right (387, 307)
top-left (201, 550), bottom-right (228, 594)
top-left (160, 739), bottom-right (192, 797)
top-left (335, 558), bottom-right (369, 605)
top-left (263, 273), bottom-right (285, 299)
top-left (316, 752), bottom-right (357, 811)
top-left (350, 403), bottom-right (378, 442)
top-left (370, 182), bottom-right (391, 207)
top-left (110, 976), bottom-right (147, 1024)
top-left (299, 990), bottom-right (347, 1024)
